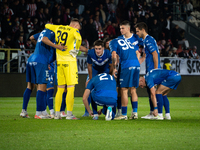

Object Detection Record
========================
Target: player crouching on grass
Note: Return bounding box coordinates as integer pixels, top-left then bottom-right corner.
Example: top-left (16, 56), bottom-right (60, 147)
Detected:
top-left (82, 73), bottom-right (117, 121)
top-left (139, 69), bottom-right (181, 120)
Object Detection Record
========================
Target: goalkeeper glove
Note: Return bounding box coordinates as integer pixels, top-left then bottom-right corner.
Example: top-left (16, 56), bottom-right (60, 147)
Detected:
top-left (69, 49), bottom-right (79, 58)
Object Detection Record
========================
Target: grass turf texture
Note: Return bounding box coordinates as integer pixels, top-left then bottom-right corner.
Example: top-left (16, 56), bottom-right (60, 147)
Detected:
top-left (0, 97), bottom-right (200, 150)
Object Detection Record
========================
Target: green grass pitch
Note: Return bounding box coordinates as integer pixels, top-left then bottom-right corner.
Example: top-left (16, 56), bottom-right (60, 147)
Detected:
top-left (0, 97), bottom-right (200, 150)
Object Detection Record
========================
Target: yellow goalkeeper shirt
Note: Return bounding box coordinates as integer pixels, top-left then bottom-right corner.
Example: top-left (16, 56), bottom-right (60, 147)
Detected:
top-left (45, 24), bottom-right (82, 62)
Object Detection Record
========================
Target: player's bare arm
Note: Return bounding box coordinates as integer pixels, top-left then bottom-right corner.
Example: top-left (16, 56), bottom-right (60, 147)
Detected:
top-left (112, 51), bottom-right (118, 78)
top-left (42, 37), bottom-right (67, 51)
top-left (82, 89), bottom-right (93, 116)
top-left (109, 63), bottom-right (113, 75)
top-left (79, 46), bottom-right (88, 53)
top-left (150, 87), bottom-right (158, 116)
top-left (136, 50), bottom-right (140, 60)
top-left (29, 35), bottom-right (37, 45)
top-left (152, 51), bottom-right (158, 69)
top-left (87, 63), bottom-right (92, 80)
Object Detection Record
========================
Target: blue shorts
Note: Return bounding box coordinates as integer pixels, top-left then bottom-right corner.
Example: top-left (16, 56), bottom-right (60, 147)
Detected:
top-left (161, 74), bottom-right (181, 90)
top-left (92, 68), bottom-right (110, 78)
top-left (26, 62), bottom-right (49, 84)
top-left (119, 67), bottom-right (140, 88)
top-left (91, 90), bottom-right (117, 107)
top-left (47, 70), bottom-right (54, 89)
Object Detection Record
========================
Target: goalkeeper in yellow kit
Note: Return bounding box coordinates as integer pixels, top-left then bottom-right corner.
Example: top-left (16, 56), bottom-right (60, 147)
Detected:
top-left (45, 18), bottom-right (82, 119)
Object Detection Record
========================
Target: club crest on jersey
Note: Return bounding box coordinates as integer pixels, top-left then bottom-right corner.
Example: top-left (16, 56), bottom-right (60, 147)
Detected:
top-left (132, 41), bottom-right (138, 46)
top-left (98, 58), bottom-right (102, 61)
top-left (33, 62), bottom-right (37, 66)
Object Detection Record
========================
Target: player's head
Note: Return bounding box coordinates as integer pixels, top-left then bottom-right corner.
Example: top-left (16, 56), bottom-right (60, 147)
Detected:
top-left (135, 22), bottom-right (148, 39)
top-left (119, 20), bottom-right (131, 35)
top-left (139, 76), bottom-right (146, 88)
top-left (94, 40), bottom-right (104, 56)
top-left (104, 38), bottom-right (112, 50)
top-left (69, 18), bottom-right (81, 30)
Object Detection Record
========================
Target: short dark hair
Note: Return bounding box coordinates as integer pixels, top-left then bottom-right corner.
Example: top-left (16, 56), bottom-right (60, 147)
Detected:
top-left (94, 40), bottom-right (104, 47)
top-left (135, 22), bottom-right (148, 32)
top-left (120, 20), bottom-right (131, 27)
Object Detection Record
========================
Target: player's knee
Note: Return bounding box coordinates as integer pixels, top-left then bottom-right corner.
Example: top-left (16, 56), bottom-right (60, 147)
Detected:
top-left (130, 87), bottom-right (136, 94)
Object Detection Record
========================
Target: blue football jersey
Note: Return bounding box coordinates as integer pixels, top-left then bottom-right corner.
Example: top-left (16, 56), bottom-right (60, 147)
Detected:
top-left (143, 35), bottom-right (161, 73)
top-left (28, 29), bottom-right (56, 64)
top-left (86, 73), bottom-right (117, 99)
top-left (87, 48), bottom-right (112, 76)
top-left (109, 34), bottom-right (142, 70)
top-left (145, 69), bottom-right (180, 89)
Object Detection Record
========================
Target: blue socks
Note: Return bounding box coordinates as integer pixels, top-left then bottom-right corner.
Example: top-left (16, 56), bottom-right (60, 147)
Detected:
top-left (156, 94), bottom-right (163, 114)
top-left (84, 94), bottom-right (91, 114)
top-left (132, 101), bottom-right (138, 113)
top-left (149, 97), bottom-right (154, 111)
top-left (36, 90), bottom-right (46, 111)
top-left (46, 89), bottom-right (54, 110)
top-left (147, 87), bottom-right (154, 111)
top-left (122, 106), bottom-right (127, 116)
top-left (22, 88), bottom-right (32, 110)
top-left (91, 97), bottom-right (98, 115)
top-left (163, 95), bottom-right (170, 113)
top-left (60, 92), bottom-right (67, 111)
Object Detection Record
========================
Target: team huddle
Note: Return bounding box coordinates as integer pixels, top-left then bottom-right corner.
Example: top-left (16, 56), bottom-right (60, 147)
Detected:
top-left (20, 19), bottom-right (182, 121)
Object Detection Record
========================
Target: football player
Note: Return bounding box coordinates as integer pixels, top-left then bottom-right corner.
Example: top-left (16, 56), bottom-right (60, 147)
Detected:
top-left (139, 69), bottom-right (181, 120)
top-left (83, 73), bottom-right (117, 120)
top-left (45, 18), bottom-right (82, 119)
top-left (82, 40), bottom-right (113, 117)
top-left (135, 22), bottom-right (171, 120)
top-left (20, 29), bottom-right (66, 119)
top-left (110, 20), bottom-right (143, 120)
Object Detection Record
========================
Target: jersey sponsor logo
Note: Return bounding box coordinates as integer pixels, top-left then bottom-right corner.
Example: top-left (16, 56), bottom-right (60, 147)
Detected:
top-left (129, 66), bottom-right (136, 70)
top-left (62, 64), bottom-right (69, 67)
top-left (129, 66), bottom-right (140, 70)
